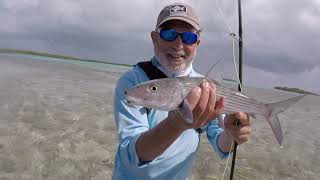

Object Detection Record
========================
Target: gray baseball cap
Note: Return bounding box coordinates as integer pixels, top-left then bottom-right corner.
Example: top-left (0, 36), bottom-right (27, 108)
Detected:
top-left (156, 3), bottom-right (200, 31)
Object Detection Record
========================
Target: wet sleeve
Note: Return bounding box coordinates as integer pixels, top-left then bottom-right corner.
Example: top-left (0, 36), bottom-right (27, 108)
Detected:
top-left (113, 74), bottom-right (150, 169)
top-left (206, 114), bottom-right (231, 159)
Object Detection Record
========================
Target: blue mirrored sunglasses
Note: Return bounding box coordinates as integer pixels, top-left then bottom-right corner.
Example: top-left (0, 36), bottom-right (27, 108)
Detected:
top-left (158, 29), bottom-right (198, 45)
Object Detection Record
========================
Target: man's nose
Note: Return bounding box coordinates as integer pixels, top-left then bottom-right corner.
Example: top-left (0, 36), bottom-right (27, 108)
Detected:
top-left (171, 35), bottom-right (184, 50)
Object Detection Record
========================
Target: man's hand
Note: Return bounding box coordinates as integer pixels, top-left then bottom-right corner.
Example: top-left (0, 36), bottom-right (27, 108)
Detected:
top-left (169, 81), bottom-right (225, 130)
top-left (224, 112), bottom-right (252, 144)
top-left (136, 81), bottom-right (224, 162)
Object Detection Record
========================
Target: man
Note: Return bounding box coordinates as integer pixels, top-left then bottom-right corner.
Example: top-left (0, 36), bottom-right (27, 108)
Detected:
top-left (112, 3), bottom-right (251, 180)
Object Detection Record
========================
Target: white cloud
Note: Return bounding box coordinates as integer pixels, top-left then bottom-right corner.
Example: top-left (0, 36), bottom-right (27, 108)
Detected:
top-left (299, 10), bottom-right (320, 30)
top-left (0, 0), bottom-right (319, 92)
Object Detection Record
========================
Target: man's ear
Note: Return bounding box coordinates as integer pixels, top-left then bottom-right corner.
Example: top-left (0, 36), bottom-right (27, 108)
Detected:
top-left (196, 39), bottom-right (201, 47)
top-left (151, 31), bottom-right (158, 45)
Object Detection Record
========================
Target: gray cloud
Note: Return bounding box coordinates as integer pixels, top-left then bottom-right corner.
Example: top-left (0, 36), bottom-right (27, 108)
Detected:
top-left (0, 0), bottom-right (319, 92)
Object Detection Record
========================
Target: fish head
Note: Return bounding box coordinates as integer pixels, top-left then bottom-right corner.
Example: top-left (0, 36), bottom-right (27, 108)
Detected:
top-left (124, 79), bottom-right (183, 111)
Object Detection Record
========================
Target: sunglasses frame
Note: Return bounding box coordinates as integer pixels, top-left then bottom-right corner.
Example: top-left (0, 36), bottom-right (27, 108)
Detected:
top-left (156, 28), bottom-right (199, 45)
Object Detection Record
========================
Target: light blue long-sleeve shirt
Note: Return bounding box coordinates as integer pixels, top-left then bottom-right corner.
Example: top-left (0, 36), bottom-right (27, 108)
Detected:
top-left (112, 59), bottom-right (229, 180)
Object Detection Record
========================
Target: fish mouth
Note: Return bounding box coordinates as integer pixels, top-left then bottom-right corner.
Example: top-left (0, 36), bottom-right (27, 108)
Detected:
top-left (126, 100), bottom-right (135, 107)
top-left (124, 90), bottom-right (138, 107)
top-left (125, 98), bottom-right (137, 107)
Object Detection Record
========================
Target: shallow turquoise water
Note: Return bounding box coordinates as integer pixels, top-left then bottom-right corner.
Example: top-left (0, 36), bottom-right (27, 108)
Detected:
top-left (0, 52), bottom-right (131, 73)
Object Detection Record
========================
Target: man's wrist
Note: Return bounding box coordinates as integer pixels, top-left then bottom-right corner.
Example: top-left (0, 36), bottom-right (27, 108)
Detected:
top-left (167, 110), bottom-right (188, 132)
top-left (218, 131), bottom-right (234, 153)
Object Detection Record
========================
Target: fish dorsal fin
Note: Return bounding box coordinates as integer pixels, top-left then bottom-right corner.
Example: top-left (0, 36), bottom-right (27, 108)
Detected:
top-left (205, 56), bottom-right (224, 85)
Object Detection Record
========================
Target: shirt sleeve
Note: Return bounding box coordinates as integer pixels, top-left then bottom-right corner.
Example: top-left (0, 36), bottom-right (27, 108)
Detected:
top-left (206, 114), bottom-right (231, 159)
top-left (113, 71), bottom-right (150, 169)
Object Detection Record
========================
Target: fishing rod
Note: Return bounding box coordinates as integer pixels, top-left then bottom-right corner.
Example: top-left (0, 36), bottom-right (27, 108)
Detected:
top-left (229, 0), bottom-right (243, 179)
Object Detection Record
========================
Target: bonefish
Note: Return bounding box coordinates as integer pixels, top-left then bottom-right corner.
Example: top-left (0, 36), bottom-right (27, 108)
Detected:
top-left (124, 73), bottom-right (304, 146)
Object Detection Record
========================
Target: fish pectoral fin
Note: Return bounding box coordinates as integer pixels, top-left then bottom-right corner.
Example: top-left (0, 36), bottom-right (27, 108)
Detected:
top-left (248, 113), bottom-right (256, 119)
top-left (178, 99), bottom-right (193, 124)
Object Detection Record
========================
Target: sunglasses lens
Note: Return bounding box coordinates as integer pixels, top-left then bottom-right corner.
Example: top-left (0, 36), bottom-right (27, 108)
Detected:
top-left (160, 29), bottom-right (178, 41)
top-left (181, 32), bottom-right (198, 44)
top-left (159, 29), bottom-right (198, 44)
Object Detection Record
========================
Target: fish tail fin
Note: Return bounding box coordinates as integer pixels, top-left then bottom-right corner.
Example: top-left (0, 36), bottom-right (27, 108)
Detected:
top-left (263, 95), bottom-right (305, 146)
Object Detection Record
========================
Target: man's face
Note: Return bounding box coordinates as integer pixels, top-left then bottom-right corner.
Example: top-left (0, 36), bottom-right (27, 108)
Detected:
top-left (151, 20), bottom-right (200, 74)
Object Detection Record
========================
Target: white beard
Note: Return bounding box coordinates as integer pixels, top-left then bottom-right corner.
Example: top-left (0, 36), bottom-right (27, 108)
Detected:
top-left (155, 48), bottom-right (196, 75)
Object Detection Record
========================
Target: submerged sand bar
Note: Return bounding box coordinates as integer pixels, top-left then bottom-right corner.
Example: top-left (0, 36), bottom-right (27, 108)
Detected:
top-left (0, 54), bottom-right (319, 179)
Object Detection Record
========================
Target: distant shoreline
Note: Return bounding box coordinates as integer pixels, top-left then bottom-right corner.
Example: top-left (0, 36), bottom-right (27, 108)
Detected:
top-left (0, 48), bottom-right (132, 67)
top-left (274, 86), bottom-right (319, 96)
top-left (1, 48), bottom-right (319, 95)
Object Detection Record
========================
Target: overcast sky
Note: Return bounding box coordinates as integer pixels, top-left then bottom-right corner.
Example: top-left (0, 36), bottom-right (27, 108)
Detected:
top-left (1, 0), bottom-right (319, 93)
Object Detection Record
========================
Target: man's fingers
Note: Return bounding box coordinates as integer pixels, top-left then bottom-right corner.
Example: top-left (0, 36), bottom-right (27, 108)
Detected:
top-left (186, 87), bottom-right (202, 110)
top-left (223, 112), bottom-right (252, 145)
top-left (224, 111), bottom-right (250, 127)
top-left (224, 120), bottom-right (238, 131)
top-left (192, 82), bottom-right (210, 121)
top-left (215, 96), bottom-right (224, 109)
top-left (236, 112), bottom-right (250, 125)
top-left (212, 97), bottom-right (224, 117)
top-left (198, 83), bottom-right (217, 125)
top-left (231, 126), bottom-right (251, 136)
top-left (225, 125), bottom-right (251, 144)
top-left (206, 83), bottom-right (217, 117)
top-left (235, 135), bottom-right (249, 144)
top-left (224, 115), bottom-right (252, 144)
top-left (224, 114), bottom-right (237, 126)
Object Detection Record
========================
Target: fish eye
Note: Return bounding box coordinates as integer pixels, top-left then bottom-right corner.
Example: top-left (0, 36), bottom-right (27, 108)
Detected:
top-left (149, 84), bottom-right (159, 93)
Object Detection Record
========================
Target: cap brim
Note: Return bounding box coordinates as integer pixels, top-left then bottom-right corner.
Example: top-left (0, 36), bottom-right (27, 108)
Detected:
top-left (156, 16), bottom-right (200, 31)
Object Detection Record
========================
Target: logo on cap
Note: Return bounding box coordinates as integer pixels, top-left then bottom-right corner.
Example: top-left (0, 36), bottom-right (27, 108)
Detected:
top-left (169, 5), bottom-right (186, 14)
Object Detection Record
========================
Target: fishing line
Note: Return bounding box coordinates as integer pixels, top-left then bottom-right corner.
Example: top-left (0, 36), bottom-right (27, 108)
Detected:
top-left (215, 0), bottom-right (243, 91)
top-left (214, 1), bottom-right (243, 179)
top-left (215, 0), bottom-right (233, 33)
top-left (232, 38), bottom-right (242, 91)
top-left (220, 138), bottom-right (235, 180)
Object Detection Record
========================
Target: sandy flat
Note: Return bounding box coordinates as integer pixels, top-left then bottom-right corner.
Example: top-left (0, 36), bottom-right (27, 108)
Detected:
top-left (0, 55), bottom-right (319, 180)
